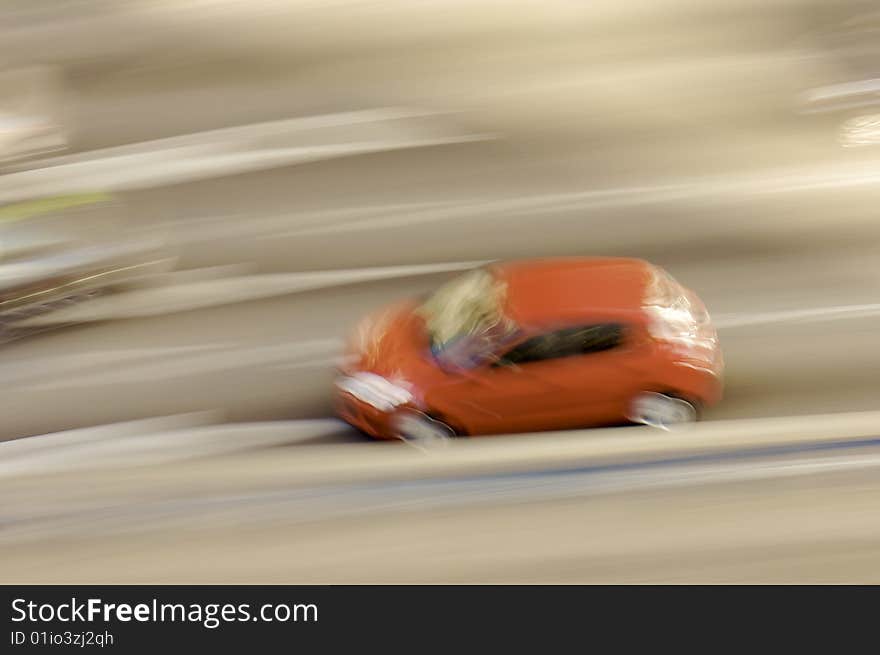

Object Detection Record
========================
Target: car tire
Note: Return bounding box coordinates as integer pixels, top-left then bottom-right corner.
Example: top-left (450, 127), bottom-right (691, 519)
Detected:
top-left (627, 392), bottom-right (698, 429)
top-left (393, 411), bottom-right (456, 446)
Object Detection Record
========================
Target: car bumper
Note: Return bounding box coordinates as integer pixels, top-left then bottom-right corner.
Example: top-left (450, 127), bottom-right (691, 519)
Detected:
top-left (335, 388), bottom-right (399, 440)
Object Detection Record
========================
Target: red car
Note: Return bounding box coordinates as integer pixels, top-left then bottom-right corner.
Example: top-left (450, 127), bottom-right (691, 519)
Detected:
top-left (335, 257), bottom-right (723, 443)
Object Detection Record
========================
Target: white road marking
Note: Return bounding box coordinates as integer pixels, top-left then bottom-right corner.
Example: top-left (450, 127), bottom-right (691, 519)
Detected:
top-left (178, 202), bottom-right (463, 244)
top-left (0, 411), bottom-right (222, 457)
top-left (7, 108), bottom-right (462, 167)
top-left (0, 417), bottom-right (355, 478)
top-left (252, 160), bottom-right (880, 239)
top-left (714, 303), bottom-right (880, 329)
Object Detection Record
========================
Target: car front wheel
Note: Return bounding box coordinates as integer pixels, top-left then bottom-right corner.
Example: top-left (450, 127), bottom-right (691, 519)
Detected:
top-left (392, 410), bottom-right (456, 446)
top-left (628, 392), bottom-right (698, 429)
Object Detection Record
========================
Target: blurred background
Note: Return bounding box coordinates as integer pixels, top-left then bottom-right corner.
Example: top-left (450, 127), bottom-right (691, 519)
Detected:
top-left (3, 0), bottom-right (880, 583)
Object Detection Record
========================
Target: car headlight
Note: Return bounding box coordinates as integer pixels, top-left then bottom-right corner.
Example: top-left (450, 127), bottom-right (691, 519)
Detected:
top-left (335, 372), bottom-right (413, 412)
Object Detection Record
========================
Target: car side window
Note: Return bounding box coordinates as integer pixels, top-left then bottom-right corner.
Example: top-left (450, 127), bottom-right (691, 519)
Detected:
top-left (496, 324), bottom-right (625, 366)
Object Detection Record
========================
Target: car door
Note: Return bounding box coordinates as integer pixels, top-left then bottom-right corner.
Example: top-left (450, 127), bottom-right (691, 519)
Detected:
top-left (428, 323), bottom-right (638, 435)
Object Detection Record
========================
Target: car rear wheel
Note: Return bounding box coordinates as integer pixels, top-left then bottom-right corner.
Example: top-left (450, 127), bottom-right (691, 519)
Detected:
top-left (393, 411), bottom-right (456, 447)
top-left (628, 392), bottom-right (698, 429)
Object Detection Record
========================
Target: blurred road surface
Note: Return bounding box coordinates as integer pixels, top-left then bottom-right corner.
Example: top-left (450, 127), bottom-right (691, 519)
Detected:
top-left (4, 413), bottom-right (880, 583)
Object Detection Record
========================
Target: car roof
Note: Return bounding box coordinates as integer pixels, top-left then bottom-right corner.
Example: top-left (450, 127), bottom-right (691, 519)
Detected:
top-left (490, 257), bottom-right (656, 327)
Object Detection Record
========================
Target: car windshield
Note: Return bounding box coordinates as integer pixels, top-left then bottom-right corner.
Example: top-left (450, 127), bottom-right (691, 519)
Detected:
top-left (416, 267), bottom-right (518, 369)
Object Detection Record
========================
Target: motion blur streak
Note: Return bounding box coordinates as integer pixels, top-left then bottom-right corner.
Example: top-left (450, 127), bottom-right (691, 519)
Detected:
top-left (14, 261), bottom-right (490, 325)
top-left (0, 110), bottom-right (493, 203)
top-left (3, 0), bottom-right (880, 582)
